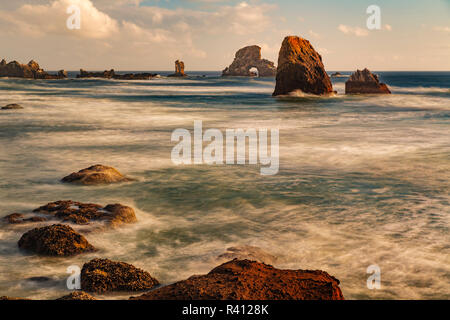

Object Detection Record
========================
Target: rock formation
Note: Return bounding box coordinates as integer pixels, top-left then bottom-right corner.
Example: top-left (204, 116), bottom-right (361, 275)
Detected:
top-left (61, 164), bottom-right (132, 185)
top-left (77, 69), bottom-right (158, 80)
top-left (0, 59), bottom-right (67, 79)
top-left (168, 60), bottom-right (187, 77)
top-left (222, 45), bottom-right (276, 77)
top-left (273, 36), bottom-right (333, 96)
top-left (131, 259), bottom-right (344, 300)
top-left (3, 213), bottom-right (46, 224)
top-left (217, 246), bottom-right (278, 264)
top-left (345, 68), bottom-right (391, 94)
top-left (56, 291), bottom-right (97, 300)
top-left (18, 224), bottom-right (95, 256)
top-left (31, 200), bottom-right (137, 226)
top-left (1, 104), bottom-right (24, 110)
top-left (81, 258), bottom-right (159, 293)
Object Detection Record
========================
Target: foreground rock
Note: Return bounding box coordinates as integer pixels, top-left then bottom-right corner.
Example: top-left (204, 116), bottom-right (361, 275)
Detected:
top-left (0, 296), bottom-right (30, 300)
top-left (217, 246), bottom-right (278, 264)
top-left (31, 200), bottom-right (137, 226)
top-left (56, 291), bottom-right (97, 300)
top-left (77, 69), bottom-right (158, 80)
top-left (345, 68), bottom-right (391, 94)
top-left (18, 224), bottom-right (95, 256)
top-left (222, 45), bottom-right (276, 77)
top-left (81, 258), bottom-right (159, 293)
top-left (131, 259), bottom-right (344, 300)
top-left (1, 104), bottom-right (24, 110)
top-left (0, 59), bottom-right (66, 79)
top-left (61, 164), bottom-right (132, 185)
top-left (273, 36), bottom-right (333, 96)
top-left (168, 60), bottom-right (187, 77)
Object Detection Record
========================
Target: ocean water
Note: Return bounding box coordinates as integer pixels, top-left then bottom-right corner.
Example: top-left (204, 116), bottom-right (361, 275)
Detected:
top-left (0, 71), bottom-right (449, 300)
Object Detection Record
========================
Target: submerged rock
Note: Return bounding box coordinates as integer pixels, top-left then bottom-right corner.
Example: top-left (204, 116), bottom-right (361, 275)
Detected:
top-left (0, 59), bottom-right (67, 79)
top-left (18, 224), bottom-right (95, 256)
top-left (77, 69), bottom-right (158, 80)
top-left (217, 246), bottom-right (278, 264)
top-left (1, 104), bottom-right (24, 110)
top-left (81, 258), bottom-right (159, 293)
top-left (168, 60), bottom-right (187, 77)
top-left (61, 164), bottom-right (132, 185)
top-left (345, 68), bottom-right (391, 94)
top-left (3, 213), bottom-right (47, 224)
top-left (273, 36), bottom-right (333, 96)
top-left (56, 291), bottom-right (97, 300)
top-left (222, 45), bottom-right (276, 77)
top-left (32, 200), bottom-right (137, 226)
top-left (131, 259), bottom-right (344, 300)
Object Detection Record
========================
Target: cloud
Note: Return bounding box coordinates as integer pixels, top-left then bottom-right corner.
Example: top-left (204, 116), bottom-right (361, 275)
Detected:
top-left (308, 30), bottom-right (320, 39)
top-left (338, 24), bottom-right (369, 37)
top-left (433, 26), bottom-right (450, 33)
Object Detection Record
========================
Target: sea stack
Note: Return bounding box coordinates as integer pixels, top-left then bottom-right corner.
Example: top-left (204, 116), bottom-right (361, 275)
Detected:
top-left (0, 59), bottom-right (67, 79)
top-left (273, 36), bottom-right (333, 96)
top-left (168, 60), bottom-right (186, 77)
top-left (222, 45), bottom-right (276, 77)
top-left (345, 68), bottom-right (391, 94)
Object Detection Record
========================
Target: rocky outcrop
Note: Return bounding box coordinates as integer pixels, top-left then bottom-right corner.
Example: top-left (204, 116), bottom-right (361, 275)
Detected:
top-left (0, 296), bottom-right (30, 300)
top-left (1, 104), bottom-right (24, 110)
top-left (56, 291), bottom-right (97, 300)
top-left (0, 59), bottom-right (67, 79)
top-left (273, 36), bottom-right (333, 96)
top-left (3, 213), bottom-right (46, 224)
top-left (217, 246), bottom-right (278, 264)
top-left (61, 165), bottom-right (132, 185)
top-left (81, 258), bottom-right (159, 293)
top-left (131, 259), bottom-right (344, 300)
top-left (168, 60), bottom-right (187, 77)
top-left (345, 68), bottom-right (391, 94)
top-left (31, 200), bottom-right (137, 226)
top-left (18, 224), bottom-right (95, 256)
top-left (77, 69), bottom-right (158, 80)
top-left (222, 45), bottom-right (276, 77)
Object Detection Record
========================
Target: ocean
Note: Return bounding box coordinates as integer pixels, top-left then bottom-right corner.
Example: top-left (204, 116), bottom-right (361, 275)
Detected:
top-left (0, 71), bottom-right (449, 299)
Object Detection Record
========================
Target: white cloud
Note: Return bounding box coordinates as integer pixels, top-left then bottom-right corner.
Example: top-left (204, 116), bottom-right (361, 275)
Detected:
top-left (338, 24), bottom-right (369, 37)
top-left (308, 30), bottom-right (320, 39)
top-left (433, 26), bottom-right (450, 33)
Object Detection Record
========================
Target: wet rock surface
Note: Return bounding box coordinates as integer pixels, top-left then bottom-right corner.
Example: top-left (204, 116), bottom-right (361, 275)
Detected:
top-left (61, 164), bottom-right (132, 185)
top-left (222, 45), bottom-right (276, 77)
top-left (273, 36), bottom-right (333, 96)
top-left (56, 291), bottom-right (97, 300)
top-left (345, 68), bottom-right (391, 94)
top-left (81, 258), bottom-right (159, 293)
top-left (131, 259), bottom-right (344, 300)
top-left (18, 224), bottom-right (95, 256)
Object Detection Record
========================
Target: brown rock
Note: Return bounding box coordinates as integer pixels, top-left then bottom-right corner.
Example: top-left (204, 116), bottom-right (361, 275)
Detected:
top-left (168, 60), bottom-right (187, 77)
top-left (61, 164), bottom-right (132, 185)
top-left (0, 296), bottom-right (30, 300)
top-left (18, 224), bottom-right (95, 256)
top-left (32, 200), bottom-right (137, 226)
top-left (345, 68), bottom-right (391, 94)
top-left (2, 104), bottom-right (24, 110)
top-left (0, 59), bottom-right (66, 79)
top-left (131, 259), bottom-right (344, 300)
top-left (81, 258), bottom-right (159, 293)
top-left (222, 45), bottom-right (276, 77)
top-left (3, 213), bottom-right (47, 224)
top-left (56, 291), bottom-right (97, 300)
top-left (273, 36), bottom-right (333, 96)
top-left (77, 69), bottom-right (158, 80)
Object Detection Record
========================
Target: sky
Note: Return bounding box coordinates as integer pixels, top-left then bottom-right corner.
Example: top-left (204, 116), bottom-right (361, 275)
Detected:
top-left (0, 0), bottom-right (449, 71)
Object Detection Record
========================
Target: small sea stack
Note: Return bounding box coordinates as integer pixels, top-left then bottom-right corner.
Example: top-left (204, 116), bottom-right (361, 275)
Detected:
top-left (273, 36), bottom-right (333, 96)
top-left (18, 224), bottom-right (95, 256)
top-left (222, 45), bottom-right (276, 77)
top-left (168, 60), bottom-right (187, 77)
top-left (81, 258), bottom-right (159, 293)
top-left (345, 68), bottom-right (391, 94)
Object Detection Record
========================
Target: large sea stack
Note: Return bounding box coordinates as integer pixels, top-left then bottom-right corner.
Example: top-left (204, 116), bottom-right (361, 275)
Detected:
top-left (222, 45), bottom-right (276, 77)
top-left (273, 36), bottom-right (333, 96)
top-left (131, 259), bottom-right (344, 300)
top-left (0, 59), bottom-right (67, 79)
top-left (345, 68), bottom-right (391, 94)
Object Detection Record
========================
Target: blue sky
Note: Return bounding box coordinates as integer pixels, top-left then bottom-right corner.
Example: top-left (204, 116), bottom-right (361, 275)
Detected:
top-left (0, 0), bottom-right (448, 70)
